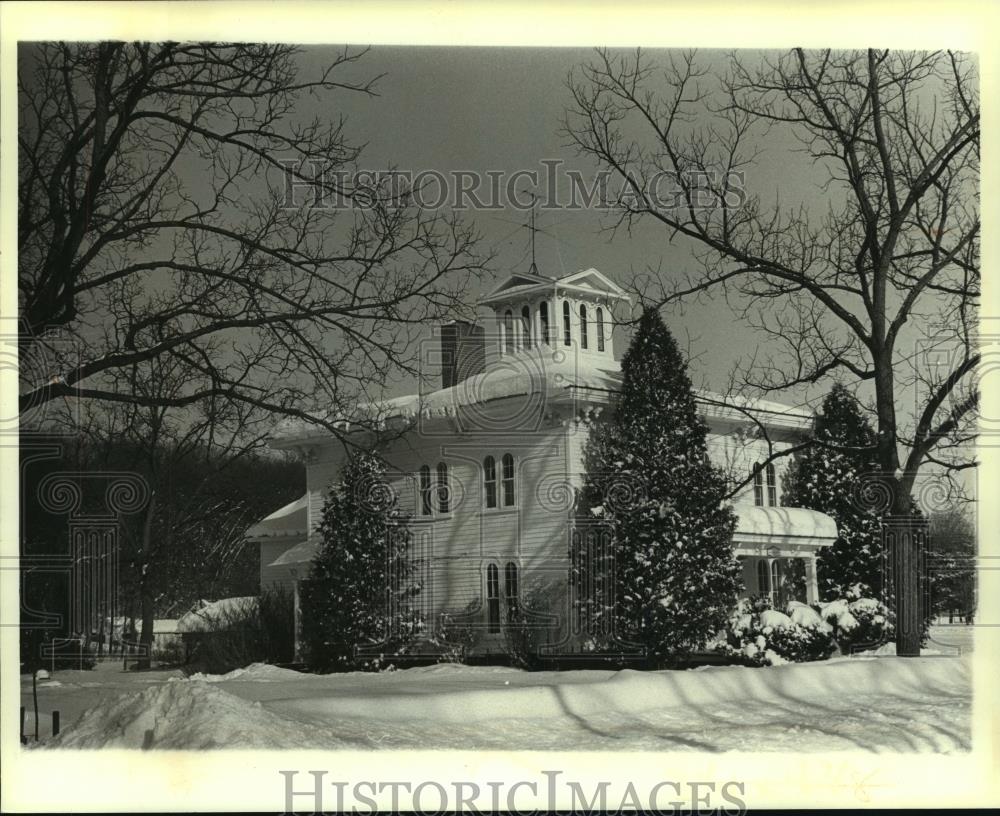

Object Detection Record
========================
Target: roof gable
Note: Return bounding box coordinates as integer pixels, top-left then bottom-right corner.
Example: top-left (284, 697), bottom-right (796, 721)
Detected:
top-left (555, 268), bottom-right (628, 298)
top-left (481, 270), bottom-right (554, 302)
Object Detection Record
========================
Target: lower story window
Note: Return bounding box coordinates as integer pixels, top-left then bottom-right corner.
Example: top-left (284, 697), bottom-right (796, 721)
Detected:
top-left (486, 563), bottom-right (501, 633)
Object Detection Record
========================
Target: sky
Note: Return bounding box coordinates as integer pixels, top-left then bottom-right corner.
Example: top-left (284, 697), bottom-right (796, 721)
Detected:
top-left (292, 46), bottom-right (824, 400)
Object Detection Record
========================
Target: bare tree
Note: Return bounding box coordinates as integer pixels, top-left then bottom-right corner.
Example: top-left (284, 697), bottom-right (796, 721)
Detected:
top-left (70, 355), bottom-right (296, 669)
top-left (565, 48), bottom-right (979, 654)
top-left (19, 42), bottom-right (489, 435)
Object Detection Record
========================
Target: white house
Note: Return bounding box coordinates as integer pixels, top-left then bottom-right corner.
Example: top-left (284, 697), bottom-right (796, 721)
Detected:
top-left (247, 268), bottom-right (837, 658)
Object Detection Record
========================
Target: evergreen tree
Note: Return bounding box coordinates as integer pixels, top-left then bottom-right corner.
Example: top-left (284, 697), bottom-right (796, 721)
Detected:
top-left (782, 384), bottom-right (882, 600)
top-left (299, 451), bottom-right (418, 671)
top-left (575, 307), bottom-right (741, 662)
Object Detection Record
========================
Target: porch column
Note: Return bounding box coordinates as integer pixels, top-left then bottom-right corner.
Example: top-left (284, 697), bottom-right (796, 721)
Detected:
top-left (804, 557), bottom-right (819, 604)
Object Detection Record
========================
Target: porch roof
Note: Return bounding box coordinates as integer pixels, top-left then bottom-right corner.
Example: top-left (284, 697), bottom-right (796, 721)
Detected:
top-left (267, 537), bottom-right (320, 568)
top-left (733, 506), bottom-right (838, 553)
top-left (245, 494), bottom-right (308, 541)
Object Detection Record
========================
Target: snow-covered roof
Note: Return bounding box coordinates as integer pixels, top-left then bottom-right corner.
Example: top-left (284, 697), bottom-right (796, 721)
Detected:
top-left (245, 494), bottom-right (308, 540)
top-left (268, 538), bottom-right (320, 568)
top-left (734, 506), bottom-right (838, 550)
top-left (176, 597), bottom-right (259, 633)
top-left (270, 348), bottom-right (813, 444)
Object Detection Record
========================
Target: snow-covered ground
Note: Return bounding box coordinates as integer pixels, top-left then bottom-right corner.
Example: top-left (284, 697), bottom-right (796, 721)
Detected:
top-left (21, 625), bottom-right (973, 752)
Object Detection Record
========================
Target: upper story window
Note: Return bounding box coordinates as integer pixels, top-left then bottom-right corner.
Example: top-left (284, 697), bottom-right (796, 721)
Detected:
top-left (419, 465), bottom-right (433, 516)
top-left (596, 307), bottom-right (606, 352)
top-left (562, 300), bottom-right (571, 346)
top-left (483, 455), bottom-right (498, 509)
top-left (539, 301), bottom-right (550, 345)
top-left (501, 453), bottom-right (515, 507)
top-left (579, 304), bottom-right (589, 349)
top-left (503, 310), bottom-right (514, 355)
top-left (753, 462), bottom-right (778, 507)
top-left (436, 462), bottom-right (450, 514)
top-left (483, 453), bottom-right (516, 510)
top-left (521, 305), bottom-right (532, 349)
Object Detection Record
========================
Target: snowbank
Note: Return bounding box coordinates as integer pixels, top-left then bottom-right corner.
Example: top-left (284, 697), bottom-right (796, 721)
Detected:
top-left (40, 655), bottom-right (969, 751)
top-left (47, 680), bottom-right (347, 750)
top-left (187, 662), bottom-right (307, 683)
top-left (274, 656), bottom-right (964, 724)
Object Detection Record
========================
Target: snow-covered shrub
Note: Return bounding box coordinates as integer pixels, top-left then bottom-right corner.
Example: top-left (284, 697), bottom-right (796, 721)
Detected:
top-left (721, 597), bottom-right (836, 667)
top-left (819, 590), bottom-right (894, 654)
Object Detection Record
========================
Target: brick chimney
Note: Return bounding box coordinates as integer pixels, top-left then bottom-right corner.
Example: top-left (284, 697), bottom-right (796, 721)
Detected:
top-left (440, 321), bottom-right (485, 389)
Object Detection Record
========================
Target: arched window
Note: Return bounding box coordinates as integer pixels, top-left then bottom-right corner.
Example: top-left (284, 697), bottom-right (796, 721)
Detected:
top-left (436, 462), bottom-right (449, 514)
top-left (766, 463), bottom-right (777, 507)
top-left (419, 465), bottom-right (432, 516)
top-left (756, 560), bottom-right (770, 597)
top-left (562, 301), bottom-right (571, 346)
top-left (503, 310), bottom-right (514, 354)
top-left (521, 305), bottom-right (532, 349)
top-left (579, 304), bottom-right (589, 349)
top-left (483, 455), bottom-right (497, 509)
top-left (539, 301), bottom-right (550, 345)
top-left (596, 307), bottom-right (606, 352)
top-left (753, 465), bottom-right (764, 507)
top-left (505, 561), bottom-right (519, 619)
top-left (486, 563), bottom-right (501, 633)
top-left (501, 453), bottom-right (515, 507)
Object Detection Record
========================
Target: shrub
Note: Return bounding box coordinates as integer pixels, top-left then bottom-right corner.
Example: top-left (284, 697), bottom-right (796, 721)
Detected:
top-left (181, 586), bottom-right (295, 675)
top-left (152, 638), bottom-right (186, 666)
top-left (432, 599), bottom-right (482, 663)
top-left (503, 580), bottom-right (566, 669)
top-left (819, 589), bottom-right (894, 654)
top-left (721, 597), bottom-right (837, 667)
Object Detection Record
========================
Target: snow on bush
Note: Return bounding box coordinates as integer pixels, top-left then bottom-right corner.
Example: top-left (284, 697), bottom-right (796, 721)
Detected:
top-left (820, 589), bottom-right (894, 654)
top-left (720, 597), bottom-right (836, 667)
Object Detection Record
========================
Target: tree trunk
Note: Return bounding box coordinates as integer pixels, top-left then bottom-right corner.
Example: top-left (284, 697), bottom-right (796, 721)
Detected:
top-left (137, 493), bottom-right (157, 670)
